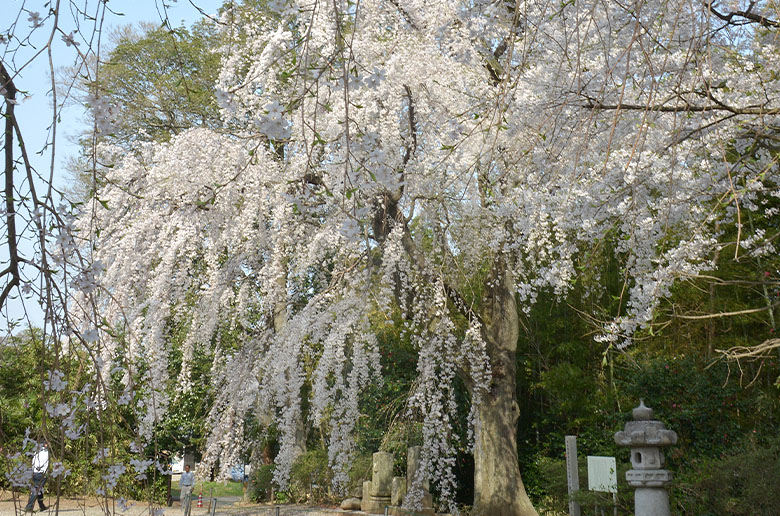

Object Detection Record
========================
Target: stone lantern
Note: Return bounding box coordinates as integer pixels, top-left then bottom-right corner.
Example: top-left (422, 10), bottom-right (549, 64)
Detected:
top-left (614, 400), bottom-right (678, 516)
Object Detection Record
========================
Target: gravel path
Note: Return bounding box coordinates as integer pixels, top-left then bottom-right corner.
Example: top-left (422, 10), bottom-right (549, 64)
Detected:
top-left (0, 495), bottom-right (364, 516)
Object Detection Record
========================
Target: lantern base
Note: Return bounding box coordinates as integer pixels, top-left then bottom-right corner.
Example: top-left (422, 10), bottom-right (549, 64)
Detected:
top-left (634, 486), bottom-right (671, 516)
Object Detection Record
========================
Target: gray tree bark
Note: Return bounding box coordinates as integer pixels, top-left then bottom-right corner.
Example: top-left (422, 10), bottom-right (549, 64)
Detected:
top-left (379, 204), bottom-right (539, 515)
top-left (472, 268), bottom-right (538, 516)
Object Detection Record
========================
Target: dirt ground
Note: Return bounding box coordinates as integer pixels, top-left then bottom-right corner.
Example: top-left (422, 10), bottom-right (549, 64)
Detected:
top-left (0, 494), bottom-right (364, 516)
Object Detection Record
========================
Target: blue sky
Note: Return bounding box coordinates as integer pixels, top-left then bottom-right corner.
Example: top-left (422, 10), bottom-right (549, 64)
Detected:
top-left (3, 0), bottom-right (223, 331)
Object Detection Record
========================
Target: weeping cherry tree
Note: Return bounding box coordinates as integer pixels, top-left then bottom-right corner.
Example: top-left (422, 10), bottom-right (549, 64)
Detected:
top-left (63, 1), bottom-right (780, 515)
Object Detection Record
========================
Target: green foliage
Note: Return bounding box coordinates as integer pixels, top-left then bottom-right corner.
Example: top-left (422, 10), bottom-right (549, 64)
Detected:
top-left (526, 347), bottom-right (780, 513)
top-left (355, 308), bottom-right (420, 458)
top-left (619, 356), bottom-right (748, 463)
top-left (517, 286), bottom-right (624, 503)
top-left (250, 464), bottom-right (276, 501)
top-left (0, 329), bottom-right (45, 446)
top-left (277, 448), bottom-right (333, 503)
top-left (0, 329), bottom-right (173, 503)
top-left (671, 437), bottom-right (780, 516)
top-left (253, 447), bottom-right (370, 504)
top-left (153, 313), bottom-right (215, 460)
top-left (347, 453), bottom-right (372, 492)
top-left (516, 260), bottom-right (780, 515)
top-left (66, 18), bottom-right (224, 202)
top-left (94, 21), bottom-right (221, 147)
top-left (535, 457), bottom-right (634, 516)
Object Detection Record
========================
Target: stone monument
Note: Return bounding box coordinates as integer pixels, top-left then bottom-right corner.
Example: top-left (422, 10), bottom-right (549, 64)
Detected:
top-left (614, 399), bottom-right (678, 516)
top-left (391, 476), bottom-right (407, 506)
top-left (406, 446), bottom-right (434, 515)
top-left (361, 451), bottom-right (394, 514)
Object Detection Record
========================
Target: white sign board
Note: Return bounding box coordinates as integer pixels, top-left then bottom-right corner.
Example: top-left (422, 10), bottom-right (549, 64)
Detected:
top-left (587, 456), bottom-right (617, 493)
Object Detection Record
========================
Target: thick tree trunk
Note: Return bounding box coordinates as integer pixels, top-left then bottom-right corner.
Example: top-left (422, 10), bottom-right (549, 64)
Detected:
top-left (472, 270), bottom-right (538, 516)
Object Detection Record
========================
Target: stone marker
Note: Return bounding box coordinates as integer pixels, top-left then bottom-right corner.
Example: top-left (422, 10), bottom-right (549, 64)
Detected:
top-left (405, 446), bottom-right (434, 515)
top-left (565, 435), bottom-right (581, 516)
top-left (360, 480), bottom-right (373, 512)
top-left (340, 497), bottom-right (362, 510)
top-left (614, 399), bottom-right (678, 516)
top-left (371, 452), bottom-right (394, 495)
top-left (406, 446), bottom-right (430, 491)
top-left (362, 452), bottom-right (394, 514)
top-left (391, 476), bottom-right (407, 506)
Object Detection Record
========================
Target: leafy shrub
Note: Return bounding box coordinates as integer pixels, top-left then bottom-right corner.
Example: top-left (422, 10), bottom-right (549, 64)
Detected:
top-left (533, 437), bottom-right (780, 515)
top-left (672, 437), bottom-right (780, 516)
top-left (620, 356), bottom-right (747, 464)
top-left (251, 450), bottom-right (374, 503)
top-left (348, 453), bottom-right (372, 496)
top-left (535, 456), bottom-right (633, 516)
top-left (288, 448), bottom-right (332, 503)
top-left (250, 464), bottom-right (275, 502)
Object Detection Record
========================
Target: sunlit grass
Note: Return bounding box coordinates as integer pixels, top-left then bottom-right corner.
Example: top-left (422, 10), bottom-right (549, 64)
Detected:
top-left (171, 479), bottom-right (245, 499)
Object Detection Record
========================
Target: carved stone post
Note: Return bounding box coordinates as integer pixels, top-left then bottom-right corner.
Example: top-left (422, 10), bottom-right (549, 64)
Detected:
top-left (362, 452), bottom-right (394, 514)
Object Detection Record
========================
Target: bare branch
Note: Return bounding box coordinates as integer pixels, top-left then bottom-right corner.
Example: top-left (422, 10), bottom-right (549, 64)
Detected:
top-left (1, 62), bottom-right (21, 309)
top-left (387, 0), bottom-right (421, 30)
top-left (716, 338), bottom-right (780, 360)
top-left (402, 84), bottom-right (418, 167)
top-left (673, 300), bottom-right (780, 320)
top-left (583, 98), bottom-right (780, 115)
top-left (706, 1), bottom-right (780, 29)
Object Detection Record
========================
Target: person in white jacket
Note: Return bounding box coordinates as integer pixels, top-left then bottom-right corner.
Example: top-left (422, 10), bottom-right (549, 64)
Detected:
top-left (24, 441), bottom-right (48, 512)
